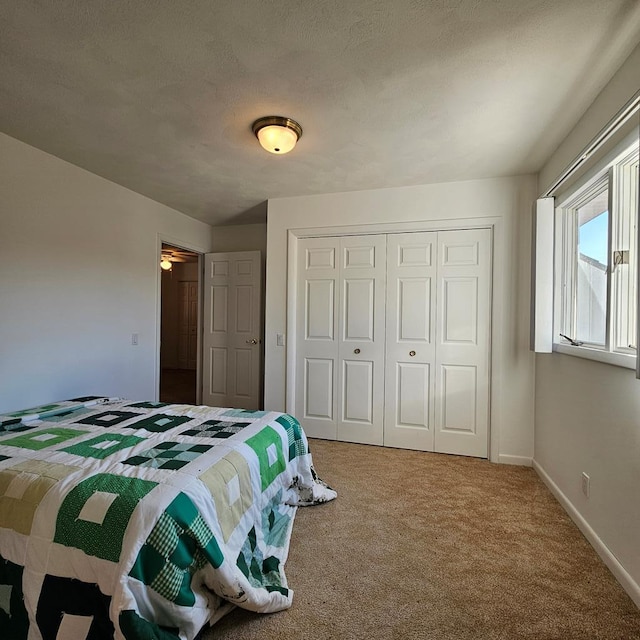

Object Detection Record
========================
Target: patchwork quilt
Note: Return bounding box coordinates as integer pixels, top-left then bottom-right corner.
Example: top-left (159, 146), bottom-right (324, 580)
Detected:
top-left (0, 397), bottom-right (336, 640)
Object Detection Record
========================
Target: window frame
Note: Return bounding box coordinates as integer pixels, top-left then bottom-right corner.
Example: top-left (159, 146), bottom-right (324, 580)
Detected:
top-left (553, 139), bottom-right (639, 369)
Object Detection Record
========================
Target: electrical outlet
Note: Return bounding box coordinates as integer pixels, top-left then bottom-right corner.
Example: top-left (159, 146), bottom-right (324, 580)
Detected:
top-left (581, 472), bottom-right (590, 498)
top-left (131, 333), bottom-right (139, 346)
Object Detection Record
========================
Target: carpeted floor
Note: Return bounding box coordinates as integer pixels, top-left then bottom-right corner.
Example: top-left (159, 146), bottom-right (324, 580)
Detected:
top-left (202, 439), bottom-right (640, 640)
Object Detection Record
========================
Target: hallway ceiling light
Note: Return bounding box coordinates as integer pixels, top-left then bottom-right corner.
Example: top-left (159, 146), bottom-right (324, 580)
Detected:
top-left (252, 116), bottom-right (302, 155)
top-left (160, 257), bottom-right (172, 271)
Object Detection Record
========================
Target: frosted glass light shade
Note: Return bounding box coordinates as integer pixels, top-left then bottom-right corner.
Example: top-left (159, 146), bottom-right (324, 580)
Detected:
top-left (252, 116), bottom-right (302, 155)
top-left (257, 125), bottom-right (298, 154)
top-left (160, 259), bottom-right (172, 271)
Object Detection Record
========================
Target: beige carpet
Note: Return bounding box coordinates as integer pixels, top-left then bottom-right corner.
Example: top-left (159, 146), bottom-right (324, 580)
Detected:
top-left (202, 439), bottom-right (640, 640)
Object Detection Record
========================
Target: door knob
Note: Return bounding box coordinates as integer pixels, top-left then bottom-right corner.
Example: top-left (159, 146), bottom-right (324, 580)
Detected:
top-left (354, 348), bottom-right (361, 354)
top-left (409, 350), bottom-right (416, 357)
top-left (246, 339), bottom-right (258, 345)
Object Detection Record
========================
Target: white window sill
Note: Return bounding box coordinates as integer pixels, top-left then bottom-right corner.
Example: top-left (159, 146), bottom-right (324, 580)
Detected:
top-left (553, 343), bottom-right (636, 369)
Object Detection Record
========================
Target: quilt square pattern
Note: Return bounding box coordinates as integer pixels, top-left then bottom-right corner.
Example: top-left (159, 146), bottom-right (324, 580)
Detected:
top-left (62, 433), bottom-right (145, 460)
top-left (125, 402), bottom-right (170, 409)
top-left (0, 556), bottom-right (28, 639)
top-left (275, 414), bottom-right (307, 460)
top-left (0, 417), bottom-right (20, 430)
top-left (0, 428), bottom-right (88, 451)
top-left (54, 473), bottom-right (157, 563)
top-left (0, 460), bottom-right (81, 535)
top-left (40, 407), bottom-right (94, 424)
top-left (181, 420), bottom-right (249, 439)
top-left (222, 409), bottom-right (269, 419)
top-left (36, 574), bottom-right (114, 640)
top-left (129, 492), bottom-right (223, 607)
top-left (1, 403), bottom-right (63, 419)
top-left (0, 420), bottom-right (35, 435)
top-left (123, 442), bottom-right (212, 470)
top-left (74, 411), bottom-right (140, 428)
top-left (122, 414), bottom-right (192, 433)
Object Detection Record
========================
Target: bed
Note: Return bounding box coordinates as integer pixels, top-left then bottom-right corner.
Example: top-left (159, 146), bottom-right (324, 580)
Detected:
top-left (0, 397), bottom-right (336, 640)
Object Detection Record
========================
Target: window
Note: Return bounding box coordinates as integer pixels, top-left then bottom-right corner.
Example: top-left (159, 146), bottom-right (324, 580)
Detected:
top-left (555, 140), bottom-right (639, 366)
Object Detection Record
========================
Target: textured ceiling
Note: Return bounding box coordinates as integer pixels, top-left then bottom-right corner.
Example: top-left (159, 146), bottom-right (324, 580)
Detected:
top-left (1, 1), bottom-right (639, 226)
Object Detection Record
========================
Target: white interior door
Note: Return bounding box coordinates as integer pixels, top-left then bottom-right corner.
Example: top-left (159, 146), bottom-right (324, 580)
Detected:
top-left (384, 232), bottom-right (437, 450)
top-left (434, 229), bottom-right (491, 457)
top-left (202, 251), bottom-right (262, 409)
top-left (177, 281), bottom-right (198, 370)
top-left (295, 238), bottom-right (340, 439)
top-left (337, 235), bottom-right (386, 445)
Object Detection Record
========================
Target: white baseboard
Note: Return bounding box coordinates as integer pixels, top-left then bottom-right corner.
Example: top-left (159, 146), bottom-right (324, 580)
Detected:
top-left (533, 459), bottom-right (640, 609)
top-left (498, 454), bottom-right (532, 466)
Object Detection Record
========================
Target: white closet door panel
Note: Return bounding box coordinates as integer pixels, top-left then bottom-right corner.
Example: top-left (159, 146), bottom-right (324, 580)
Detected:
top-left (342, 359), bottom-right (374, 423)
top-left (307, 247), bottom-right (336, 269)
top-left (304, 358), bottom-right (334, 420)
top-left (384, 232), bottom-right (437, 451)
top-left (442, 277), bottom-right (478, 343)
top-left (337, 235), bottom-right (386, 446)
top-left (306, 280), bottom-right (335, 340)
top-left (295, 237), bottom-right (340, 440)
top-left (440, 365), bottom-right (477, 432)
top-left (344, 279), bottom-right (375, 341)
top-left (435, 229), bottom-right (491, 457)
top-left (344, 245), bottom-right (376, 268)
top-left (399, 278), bottom-right (431, 342)
top-left (396, 362), bottom-right (430, 428)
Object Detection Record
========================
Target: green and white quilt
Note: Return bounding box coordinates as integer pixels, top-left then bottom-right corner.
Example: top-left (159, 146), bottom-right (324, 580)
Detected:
top-left (0, 397), bottom-right (336, 640)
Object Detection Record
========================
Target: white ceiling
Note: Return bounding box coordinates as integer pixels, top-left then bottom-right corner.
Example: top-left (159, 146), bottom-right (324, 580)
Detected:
top-left (1, 1), bottom-right (639, 226)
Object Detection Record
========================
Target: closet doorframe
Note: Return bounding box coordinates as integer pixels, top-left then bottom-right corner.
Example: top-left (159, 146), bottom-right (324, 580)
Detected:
top-left (285, 217), bottom-right (503, 462)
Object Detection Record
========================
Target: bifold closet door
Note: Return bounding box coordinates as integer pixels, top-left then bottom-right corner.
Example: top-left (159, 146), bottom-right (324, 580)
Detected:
top-left (384, 232), bottom-right (437, 450)
top-left (296, 229), bottom-right (490, 457)
top-left (295, 237), bottom-right (340, 440)
top-left (337, 235), bottom-right (386, 445)
top-left (295, 235), bottom-right (386, 445)
top-left (434, 229), bottom-right (491, 458)
top-left (384, 228), bottom-right (491, 457)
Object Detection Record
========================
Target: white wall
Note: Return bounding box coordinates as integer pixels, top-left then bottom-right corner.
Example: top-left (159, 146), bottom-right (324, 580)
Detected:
top-left (264, 175), bottom-right (537, 463)
top-left (534, 43), bottom-right (640, 605)
top-left (211, 223), bottom-right (267, 255)
top-left (0, 133), bottom-right (213, 413)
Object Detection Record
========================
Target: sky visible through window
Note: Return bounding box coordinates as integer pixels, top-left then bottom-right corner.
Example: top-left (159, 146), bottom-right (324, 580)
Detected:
top-left (579, 211), bottom-right (608, 265)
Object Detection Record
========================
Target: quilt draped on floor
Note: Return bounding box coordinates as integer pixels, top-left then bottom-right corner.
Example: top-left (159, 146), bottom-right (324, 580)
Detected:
top-left (0, 398), bottom-right (336, 640)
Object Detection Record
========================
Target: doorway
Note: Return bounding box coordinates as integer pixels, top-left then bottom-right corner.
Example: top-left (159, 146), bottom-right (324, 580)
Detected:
top-left (159, 243), bottom-right (201, 404)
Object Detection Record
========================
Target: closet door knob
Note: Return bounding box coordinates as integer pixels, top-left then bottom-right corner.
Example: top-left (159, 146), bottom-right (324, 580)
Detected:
top-left (354, 348), bottom-right (361, 354)
top-left (409, 350), bottom-right (416, 357)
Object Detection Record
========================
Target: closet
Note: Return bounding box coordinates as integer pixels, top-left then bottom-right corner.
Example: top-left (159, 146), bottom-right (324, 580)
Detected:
top-left (295, 229), bottom-right (491, 458)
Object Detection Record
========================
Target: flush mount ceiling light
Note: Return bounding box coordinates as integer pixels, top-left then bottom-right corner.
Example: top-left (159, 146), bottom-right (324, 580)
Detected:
top-left (252, 116), bottom-right (302, 155)
top-left (160, 256), bottom-right (173, 271)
